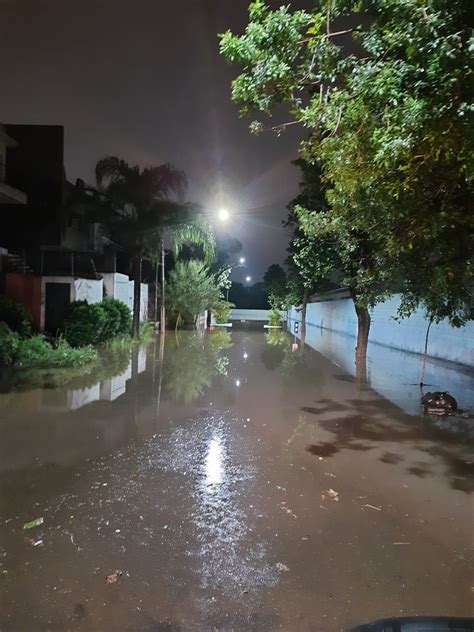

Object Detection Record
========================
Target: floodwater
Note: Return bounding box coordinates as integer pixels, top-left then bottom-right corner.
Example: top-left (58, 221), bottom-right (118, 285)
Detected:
top-left (0, 329), bottom-right (473, 631)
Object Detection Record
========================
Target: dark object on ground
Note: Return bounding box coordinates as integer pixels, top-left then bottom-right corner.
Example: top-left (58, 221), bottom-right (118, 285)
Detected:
top-left (421, 391), bottom-right (458, 415)
top-left (349, 616), bottom-right (474, 631)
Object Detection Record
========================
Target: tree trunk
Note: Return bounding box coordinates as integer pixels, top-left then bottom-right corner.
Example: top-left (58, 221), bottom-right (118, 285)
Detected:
top-left (353, 300), bottom-right (371, 383)
top-left (160, 241), bottom-right (166, 335)
top-left (301, 288), bottom-right (309, 347)
top-left (154, 248), bottom-right (159, 324)
top-left (419, 316), bottom-right (433, 388)
top-left (132, 252), bottom-right (142, 339)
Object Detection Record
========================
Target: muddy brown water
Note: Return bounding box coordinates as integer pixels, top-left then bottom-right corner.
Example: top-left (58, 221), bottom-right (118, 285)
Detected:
top-left (0, 330), bottom-right (473, 631)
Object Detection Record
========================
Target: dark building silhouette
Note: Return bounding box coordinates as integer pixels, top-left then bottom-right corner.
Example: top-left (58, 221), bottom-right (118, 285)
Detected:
top-left (2, 124), bottom-right (65, 248)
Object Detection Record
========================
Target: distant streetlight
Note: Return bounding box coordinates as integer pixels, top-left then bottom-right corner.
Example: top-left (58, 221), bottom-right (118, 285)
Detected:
top-left (218, 208), bottom-right (229, 222)
top-left (245, 276), bottom-right (251, 283)
top-left (239, 256), bottom-right (245, 264)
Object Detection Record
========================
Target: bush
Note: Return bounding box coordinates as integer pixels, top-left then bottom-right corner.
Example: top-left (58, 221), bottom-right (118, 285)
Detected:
top-left (106, 298), bottom-right (131, 335)
top-left (268, 307), bottom-right (282, 326)
top-left (100, 297), bottom-right (123, 340)
top-left (63, 301), bottom-right (107, 347)
top-left (0, 296), bottom-right (32, 338)
top-left (0, 322), bottom-right (19, 366)
top-left (213, 301), bottom-right (234, 324)
top-left (16, 334), bottom-right (97, 368)
top-left (138, 320), bottom-right (155, 341)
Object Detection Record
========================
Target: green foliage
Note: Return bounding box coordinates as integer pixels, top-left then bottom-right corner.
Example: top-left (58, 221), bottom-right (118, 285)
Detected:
top-left (112, 298), bottom-right (132, 335)
top-left (100, 297), bottom-right (123, 340)
top-left (138, 320), bottom-right (155, 342)
top-left (284, 161), bottom-right (347, 307)
top-left (0, 323), bottom-right (20, 366)
top-left (0, 296), bottom-right (32, 338)
top-left (220, 0), bottom-right (474, 324)
top-left (268, 307), bottom-right (282, 326)
top-left (170, 218), bottom-right (216, 264)
top-left (63, 301), bottom-right (107, 347)
top-left (167, 260), bottom-right (223, 327)
top-left (213, 301), bottom-right (235, 324)
top-left (15, 335), bottom-right (97, 369)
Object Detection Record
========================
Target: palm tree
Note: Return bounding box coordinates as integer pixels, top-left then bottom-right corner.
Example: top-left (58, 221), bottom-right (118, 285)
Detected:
top-left (95, 157), bottom-right (214, 337)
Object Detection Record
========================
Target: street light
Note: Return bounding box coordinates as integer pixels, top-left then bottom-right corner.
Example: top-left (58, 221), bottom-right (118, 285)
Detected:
top-left (239, 256), bottom-right (245, 264)
top-left (218, 208), bottom-right (229, 222)
top-left (245, 276), bottom-right (252, 283)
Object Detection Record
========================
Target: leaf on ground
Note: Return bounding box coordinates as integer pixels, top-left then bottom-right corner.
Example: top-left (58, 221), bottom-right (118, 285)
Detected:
top-left (276, 562), bottom-right (290, 573)
top-left (23, 517), bottom-right (44, 530)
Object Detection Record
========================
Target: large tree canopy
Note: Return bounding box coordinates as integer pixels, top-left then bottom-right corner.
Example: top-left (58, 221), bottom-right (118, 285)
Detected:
top-left (263, 263), bottom-right (287, 304)
top-left (220, 0), bottom-right (474, 325)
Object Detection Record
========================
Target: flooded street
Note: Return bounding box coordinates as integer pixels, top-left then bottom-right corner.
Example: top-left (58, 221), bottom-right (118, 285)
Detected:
top-left (0, 329), bottom-right (473, 631)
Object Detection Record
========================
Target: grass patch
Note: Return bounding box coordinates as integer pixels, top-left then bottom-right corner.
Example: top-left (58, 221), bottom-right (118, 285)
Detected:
top-left (15, 335), bottom-right (98, 369)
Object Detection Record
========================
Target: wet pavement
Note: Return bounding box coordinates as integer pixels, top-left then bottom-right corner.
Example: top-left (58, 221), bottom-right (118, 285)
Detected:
top-left (0, 329), bottom-right (473, 631)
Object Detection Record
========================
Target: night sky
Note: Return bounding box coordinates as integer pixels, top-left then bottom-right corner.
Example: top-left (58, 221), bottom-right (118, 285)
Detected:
top-left (0, 0), bottom-right (310, 281)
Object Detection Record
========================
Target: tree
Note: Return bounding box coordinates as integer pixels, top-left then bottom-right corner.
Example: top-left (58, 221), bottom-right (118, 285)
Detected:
top-left (95, 157), bottom-right (214, 337)
top-left (284, 160), bottom-right (341, 342)
top-left (287, 159), bottom-right (393, 361)
top-left (228, 281), bottom-right (269, 309)
top-left (220, 0), bottom-right (474, 352)
top-left (263, 264), bottom-right (287, 306)
top-left (167, 260), bottom-right (223, 329)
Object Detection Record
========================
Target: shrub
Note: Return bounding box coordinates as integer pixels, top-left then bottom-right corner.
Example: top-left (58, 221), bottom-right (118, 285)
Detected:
top-left (100, 297), bottom-right (123, 340)
top-left (16, 334), bottom-right (97, 368)
top-left (52, 337), bottom-right (97, 367)
top-left (107, 298), bottom-right (132, 335)
top-left (138, 320), bottom-right (155, 342)
top-left (213, 301), bottom-right (234, 324)
top-left (63, 301), bottom-right (106, 347)
top-left (268, 307), bottom-right (282, 327)
top-left (0, 296), bottom-right (32, 338)
top-left (0, 322), bottom-right (19, 366)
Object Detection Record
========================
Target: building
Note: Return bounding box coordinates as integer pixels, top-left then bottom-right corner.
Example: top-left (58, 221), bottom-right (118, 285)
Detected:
top-left (0, 123), bottom-right (148, 331)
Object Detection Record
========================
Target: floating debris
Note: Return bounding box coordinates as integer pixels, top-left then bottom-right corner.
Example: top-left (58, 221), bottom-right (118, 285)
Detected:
top-left (362, 504), bottom-right (382, 512)
top-left (276, 562), bottom-right (289, 573)
top-left (421, 391), bottom-right (457, 416)
top-left (106, 570), bottom-right (123, 584)
top-left (23, 517), bottom-right (44, 530)
top-left (322, 489), bottom-right (339, 502)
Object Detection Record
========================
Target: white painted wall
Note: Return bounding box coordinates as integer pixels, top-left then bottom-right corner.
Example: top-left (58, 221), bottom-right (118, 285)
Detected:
top-left (74, 277), bottom-right (103, 304)
top-left (288, 293), bottom-right (474, 367)
top-left (230, 308), bottom-right (270, 321)
top-left (101, 272), bottom-right (148, 320)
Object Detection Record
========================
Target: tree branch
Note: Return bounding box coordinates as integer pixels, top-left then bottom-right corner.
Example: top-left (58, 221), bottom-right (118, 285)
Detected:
top-left (263, 120), bottom-right (302, 133)
top-left (300, 28), bottom-right (355, 44)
